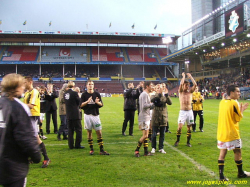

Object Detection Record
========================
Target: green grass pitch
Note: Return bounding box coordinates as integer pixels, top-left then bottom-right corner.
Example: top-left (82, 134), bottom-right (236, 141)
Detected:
top-left (27, 97), bottom-right (250, 187)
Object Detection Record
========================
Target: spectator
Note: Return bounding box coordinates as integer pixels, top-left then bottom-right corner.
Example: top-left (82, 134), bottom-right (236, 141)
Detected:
top-left (0, 74), bottom-right (41, 187)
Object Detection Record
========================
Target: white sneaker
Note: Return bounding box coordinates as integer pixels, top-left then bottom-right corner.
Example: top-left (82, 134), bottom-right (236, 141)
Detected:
top-left (151, 148), bottom-right (156, 154)
top-left (41, 135), bottom-right (47, 140)
top-left (159, 149), bottom-right (166, 154)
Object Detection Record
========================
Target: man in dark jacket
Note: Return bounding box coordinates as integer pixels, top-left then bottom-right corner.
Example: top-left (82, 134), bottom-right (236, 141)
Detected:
top-left (64, 81), bottom-right (84, 149)
top-left (45, 83), bottom-right (58, 134)
top-left (122, 82), bottom-right (139, 136)
top-left (0, 74), bottom-right (41, 187)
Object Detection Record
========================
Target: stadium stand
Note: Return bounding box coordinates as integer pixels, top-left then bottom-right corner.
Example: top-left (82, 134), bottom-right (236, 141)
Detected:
top-left (41, 47), bottom-right (89, 62)
top-left (126, 48), bottom-right (158, 62)
top-left (1, 46), bottom-right (39, 61)
top-left (122, 65), bottom-right (143, 78)
top-left (157, 48), bottom-right (168, 58)
top-left (91, 47), bottom-right (125, 62)
top-left (203, 40), bottom-right (250, 63)
top-left (99, 65), bottom-right (120, 77)
top-left (88, 81), bottom-right (124, 93)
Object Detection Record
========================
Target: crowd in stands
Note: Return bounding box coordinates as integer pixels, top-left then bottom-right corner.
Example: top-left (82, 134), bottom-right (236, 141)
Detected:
top-left (196, 69), bottom-right (250, 98)
top-left (203, 40), bottom-right (250, 63)
top-left (0, 64), bottom-right (172, 79)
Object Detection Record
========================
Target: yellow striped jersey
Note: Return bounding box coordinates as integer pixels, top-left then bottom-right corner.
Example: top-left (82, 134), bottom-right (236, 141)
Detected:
top-left (24, 88), bottom-right (40, 116)
top-left (217, 99), bottom-right (242, 142)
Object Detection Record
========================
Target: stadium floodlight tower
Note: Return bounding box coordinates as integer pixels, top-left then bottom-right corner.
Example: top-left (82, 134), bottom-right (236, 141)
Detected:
top-left (162, 36), bottom-right (173, 78)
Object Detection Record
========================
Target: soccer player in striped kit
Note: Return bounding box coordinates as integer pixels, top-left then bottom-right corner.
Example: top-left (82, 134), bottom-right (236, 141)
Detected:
top-left (80, 80), bottom-right (109, 155)
top-left (24, 76), bottom-right (50, 168)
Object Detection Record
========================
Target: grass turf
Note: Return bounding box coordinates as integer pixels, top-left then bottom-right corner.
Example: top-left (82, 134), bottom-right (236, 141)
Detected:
top-left (27, 97), bottom-right (250, 187)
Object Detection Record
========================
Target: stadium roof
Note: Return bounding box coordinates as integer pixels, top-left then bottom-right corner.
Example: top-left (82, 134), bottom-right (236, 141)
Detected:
top-left (161, 30), bottom-right (250, 70)
top-left (0, 31), bottom-right (180, 45)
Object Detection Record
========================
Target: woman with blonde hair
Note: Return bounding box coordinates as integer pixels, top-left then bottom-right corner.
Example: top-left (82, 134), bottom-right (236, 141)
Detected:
top-left (0, 73), bottom-right (41, 187)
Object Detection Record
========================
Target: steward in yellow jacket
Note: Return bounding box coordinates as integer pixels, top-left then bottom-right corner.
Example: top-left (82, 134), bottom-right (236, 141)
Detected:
top-left (192, 87), bottom-right (204, 132)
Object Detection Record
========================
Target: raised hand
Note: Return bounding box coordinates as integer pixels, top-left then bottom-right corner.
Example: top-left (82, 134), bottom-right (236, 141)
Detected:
top-left (240, 102), bottom-right (249, 113)
top-left (95, 97), bottom-right (100, 103)
top-left (186, 73), bottom-right (192, 78)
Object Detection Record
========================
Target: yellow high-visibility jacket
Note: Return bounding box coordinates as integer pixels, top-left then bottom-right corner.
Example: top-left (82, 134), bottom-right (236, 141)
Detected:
top-left (192, 92), bottom-right (204, 111)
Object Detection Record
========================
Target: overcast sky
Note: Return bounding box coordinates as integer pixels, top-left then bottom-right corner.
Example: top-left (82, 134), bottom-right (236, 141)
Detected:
top-left (0, 0), bottom-right (191, 35)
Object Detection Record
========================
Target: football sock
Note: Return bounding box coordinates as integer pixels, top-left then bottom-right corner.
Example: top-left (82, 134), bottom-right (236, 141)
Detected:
top-left (39, 122), bottom-right (44, 136)
top-left (143, 138), bottom-right (149, 155)
top-left (176, 130), bottom-right (181, 142)
top-left (135, 141), bottom-right (142, 151)
top-left (39, 142), bottom-right (49, 160)
top-left (97, 138), bottom-right (104, 152)
top-left (148, 129), bottom-right (152, 140)
top-left (192, 123), bottom-right (196, 131)
top-left (235, 160), bottom-right (244, 175)
top-left (187, 130), bottom-right (191, 144)
top-left (88, 138), bottom-right (94, 151)
top-left (218, 160), bottom-right (225, 179)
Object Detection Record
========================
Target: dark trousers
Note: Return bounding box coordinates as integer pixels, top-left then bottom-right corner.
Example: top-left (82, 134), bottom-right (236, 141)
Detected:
top-left (46, 110), bottom-right (58, 133)
top-left (122, 110), bottom-right (135, 135)
top-left (152, 126), bottom-right (165, 150)
top-left (58, 115), bottom-right (68, 136)
top-left (192, 110), bottom-right (204, 131)
top-left (2, 177), bottom-right (26, 187)
top-left (165, 121), bottom-right (170, 132)
top-left (67, 119), bottom-right (82, 149)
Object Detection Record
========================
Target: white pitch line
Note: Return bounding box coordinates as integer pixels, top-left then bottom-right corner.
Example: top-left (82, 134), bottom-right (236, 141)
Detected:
top-left (165, 142), bottom-right (237, 187)
top-left (165, 142), bottom-right (216, 177)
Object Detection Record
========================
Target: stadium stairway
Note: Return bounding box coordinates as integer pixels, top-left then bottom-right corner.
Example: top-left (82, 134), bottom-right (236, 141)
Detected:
top-left (169, 86), bottom-right (179, 96)
top-left (154, 69), bottom-right (161, 80)
top-left (152, 48), bottom-right (161, 63)
top-left (0, 46), bottom-right (7, 60)
top-left (121, 47), bottom-right (129, 62)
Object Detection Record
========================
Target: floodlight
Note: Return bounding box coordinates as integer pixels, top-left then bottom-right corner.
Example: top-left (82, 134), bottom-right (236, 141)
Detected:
top-left (162, 37), bottom-right (172, 44)
top-left (221, 43), bottom-right (225, 46)
top-left (233, 38), bottom-right (237, 42)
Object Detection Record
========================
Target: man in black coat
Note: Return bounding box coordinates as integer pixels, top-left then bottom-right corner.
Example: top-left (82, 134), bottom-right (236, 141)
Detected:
top-left (45, 83), bottom-right (58, 134)
top-left (64, 81), bottom-right (84, 149)
top-left (122, 82), bottom-right (139, 136)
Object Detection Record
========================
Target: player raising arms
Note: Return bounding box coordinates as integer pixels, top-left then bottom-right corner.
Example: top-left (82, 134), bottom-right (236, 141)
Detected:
top-left (174, 72), bottom-right (197, 147)
top-left (80, 80), bottom-right (109, 155)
